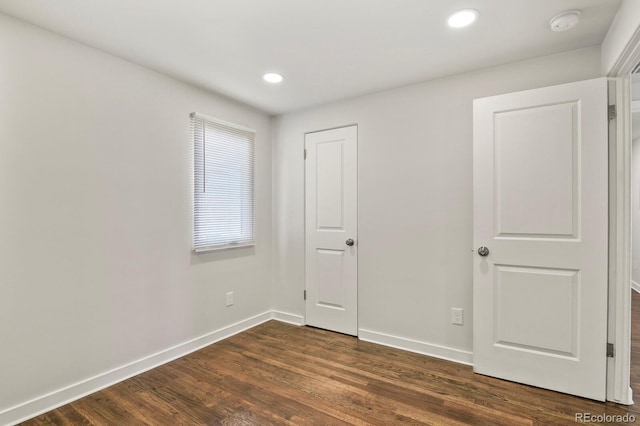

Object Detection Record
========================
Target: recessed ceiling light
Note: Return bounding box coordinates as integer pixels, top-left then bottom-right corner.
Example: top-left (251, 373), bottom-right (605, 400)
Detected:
top-left (448, 9), bottom-right (478, 28)
top-left (549, 10), bottom-right (581, 32)
top-left (263, 73), bottom-right (284, 84)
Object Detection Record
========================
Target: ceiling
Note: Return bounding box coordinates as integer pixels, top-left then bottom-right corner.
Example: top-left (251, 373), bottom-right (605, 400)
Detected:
top-left (0, 0), bottom-right (621, 115)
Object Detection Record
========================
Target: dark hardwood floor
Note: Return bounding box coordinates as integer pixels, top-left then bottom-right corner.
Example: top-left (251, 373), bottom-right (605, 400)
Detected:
top-left (20, 293), bottom-right (640, 425)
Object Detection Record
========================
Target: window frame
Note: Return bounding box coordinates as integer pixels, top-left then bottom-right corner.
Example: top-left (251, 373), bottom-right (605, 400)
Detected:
top-left (190, 112), bottom-right (256, 253)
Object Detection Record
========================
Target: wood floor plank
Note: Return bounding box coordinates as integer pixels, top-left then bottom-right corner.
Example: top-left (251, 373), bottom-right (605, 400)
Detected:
top-left (18, 293), bottom-right (640, 425)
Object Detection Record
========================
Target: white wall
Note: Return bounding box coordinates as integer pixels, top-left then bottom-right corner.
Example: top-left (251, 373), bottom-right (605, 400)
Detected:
top-left (631, 77), bottom-right (640, 288)
top-left (272, 46), bottom-right (603, 359)
top-left (632, 135), bottom-right (640, 289)
top-left (0, 13), bottom-right (272, 418)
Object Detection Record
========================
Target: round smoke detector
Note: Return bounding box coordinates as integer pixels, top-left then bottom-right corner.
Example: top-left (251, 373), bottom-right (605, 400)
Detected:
top-left (549, 10), bottom-right (581, 32)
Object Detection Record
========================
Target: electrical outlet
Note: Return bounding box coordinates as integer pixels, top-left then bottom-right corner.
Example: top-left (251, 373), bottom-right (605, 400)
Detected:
top-left (451, 308), bottom-right (463, 325)
top-left (226, 291), bottom-right (234, 307)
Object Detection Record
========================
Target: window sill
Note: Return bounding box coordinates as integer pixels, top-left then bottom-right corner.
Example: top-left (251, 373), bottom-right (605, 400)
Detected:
top-left (193, 242), bottom-right (256, 253)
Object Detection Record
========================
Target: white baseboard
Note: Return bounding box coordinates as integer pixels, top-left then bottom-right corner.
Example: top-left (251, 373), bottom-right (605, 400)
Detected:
top-left (632, 280), bottom-right (640, 294)
top-left (271, 310), bottom-right (304, 326)
top-left (358, 328), bottom-right (474, 366)
top-left (1, 311), bottom-right (283, 426)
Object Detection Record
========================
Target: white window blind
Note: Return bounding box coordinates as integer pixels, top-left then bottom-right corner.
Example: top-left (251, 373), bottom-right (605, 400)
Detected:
top-left (191, 112), bottom-right (255, 252)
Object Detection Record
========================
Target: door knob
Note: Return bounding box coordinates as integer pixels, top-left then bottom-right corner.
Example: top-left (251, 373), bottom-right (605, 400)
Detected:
top-left (346, 238), bottom-right (355, 246)
top-left (477, 246), bottom-right (489, 256)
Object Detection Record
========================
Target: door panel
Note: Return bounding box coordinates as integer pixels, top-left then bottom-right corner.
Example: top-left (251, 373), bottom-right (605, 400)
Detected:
top-left (494, 265), bottom-right (578, 356)
top-left (495, 102), bottom-right (578, 238)
top-left (316, 140), bottom-right (344, 228)
top-left (305, 126), bottom-right (357, 336)
top-left (473, 78), bottom-right (608, 401)
top-left (315, 249), bottom-right (346, 308)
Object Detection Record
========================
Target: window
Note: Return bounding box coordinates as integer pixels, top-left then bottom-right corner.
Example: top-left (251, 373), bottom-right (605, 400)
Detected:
top-left (191, 112), bottom-right (255, 252)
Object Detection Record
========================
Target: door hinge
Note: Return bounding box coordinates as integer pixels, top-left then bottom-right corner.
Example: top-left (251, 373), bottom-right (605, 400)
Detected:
top-left (607, 343), bottom-right (614, 358)
top-left (304, 290), bottom-right (306, 300)
top-left (304, 149), bottom-right (307, 160)
top-left (608, 105), bottom-right (617, 121)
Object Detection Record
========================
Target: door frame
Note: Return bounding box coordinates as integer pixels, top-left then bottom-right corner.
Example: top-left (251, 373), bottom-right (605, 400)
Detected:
top-left (303, 123), bottom-right (359, 331)
top-left (607, 25), bottom-right (640, 404)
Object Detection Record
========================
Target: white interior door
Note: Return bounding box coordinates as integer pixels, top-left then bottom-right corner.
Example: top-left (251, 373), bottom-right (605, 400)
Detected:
top-left (305, 125), bottom-right (358, 336)
top-left (473, 78), bottom-right (609, 401)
